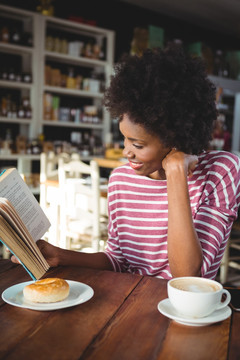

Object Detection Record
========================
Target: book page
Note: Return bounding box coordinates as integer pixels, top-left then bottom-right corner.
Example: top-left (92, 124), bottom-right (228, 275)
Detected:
top-left (0, 215), bottom-right (47, 279)
top-left (0, 198), bottom-right (49, 270)
top-left (0, 168), bottom-right (50, 241)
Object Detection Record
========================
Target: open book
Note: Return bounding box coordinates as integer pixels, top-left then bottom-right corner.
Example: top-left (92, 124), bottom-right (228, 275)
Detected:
top-left (0, 168), bottom-right (50, 280)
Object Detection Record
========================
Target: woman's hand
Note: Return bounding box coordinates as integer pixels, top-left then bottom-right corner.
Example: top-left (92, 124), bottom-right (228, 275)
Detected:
top-left (36, 240), bottom-right (60, 267)
top-left (11, 239), bottom-right (60, 268)
top-left (162, 148), bottom-right (198, 178)
top-left (11, 239), bottom-right (113, 271)
top-left (163, 148), bottom-right (202, 277)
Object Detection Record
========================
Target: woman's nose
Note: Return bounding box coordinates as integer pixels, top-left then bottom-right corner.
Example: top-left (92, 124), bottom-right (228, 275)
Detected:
top-left (123, 147), bottom-right (134, 158)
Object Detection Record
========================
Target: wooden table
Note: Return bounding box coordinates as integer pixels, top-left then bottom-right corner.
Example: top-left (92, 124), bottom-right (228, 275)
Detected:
top-left (0, 259), bottom-right (239, 360)
top-left (93, 157), bottom-right (126, 169)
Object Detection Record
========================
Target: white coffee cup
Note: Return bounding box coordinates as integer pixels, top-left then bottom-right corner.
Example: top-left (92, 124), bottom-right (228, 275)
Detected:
top-left (168, 276), bottom-right (231, 318)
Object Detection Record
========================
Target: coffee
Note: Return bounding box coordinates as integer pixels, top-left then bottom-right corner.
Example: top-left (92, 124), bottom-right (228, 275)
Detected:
top-left (167, 276), bottom-right (231, 318)
top-left (171, 278), bottom-right (220, 293)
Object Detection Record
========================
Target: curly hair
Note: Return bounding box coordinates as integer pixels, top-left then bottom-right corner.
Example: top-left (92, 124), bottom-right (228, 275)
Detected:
top-left (103, 44), bottom-right (217, 154)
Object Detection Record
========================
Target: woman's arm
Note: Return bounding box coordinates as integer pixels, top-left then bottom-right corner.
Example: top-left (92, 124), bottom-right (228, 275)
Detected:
top-left (11, 239), bottom-right (114, 271)
top-left (162, 149), bottom-right (203, 277)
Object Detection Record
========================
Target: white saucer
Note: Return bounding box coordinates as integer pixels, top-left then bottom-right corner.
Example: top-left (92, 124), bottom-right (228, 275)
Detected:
top-left (2, 280), bottom-right (94, 311)
top-left (157, 298), bottom-right (232, 326)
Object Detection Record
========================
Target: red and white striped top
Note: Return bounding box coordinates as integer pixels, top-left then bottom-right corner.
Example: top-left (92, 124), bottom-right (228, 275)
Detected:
top-left (104, 150), bottom-right (240, 279)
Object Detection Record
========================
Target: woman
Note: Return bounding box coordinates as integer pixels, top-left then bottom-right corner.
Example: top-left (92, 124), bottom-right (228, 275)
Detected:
top-left (12, 44), bottom-right (240, 279)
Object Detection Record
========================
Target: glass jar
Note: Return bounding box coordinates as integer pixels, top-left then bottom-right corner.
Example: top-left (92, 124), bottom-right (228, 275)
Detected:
top-left (1, 26), bottom-right (9, 43)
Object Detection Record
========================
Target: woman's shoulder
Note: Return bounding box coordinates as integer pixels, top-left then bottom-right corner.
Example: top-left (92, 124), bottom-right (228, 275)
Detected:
top-left (110, 162), bottom-right (132, 176)
top-left (108, 162), bottom-right (159, 187)
top-left (198, 150), bottom-right (240, 170)
top-left (108, 162), bottom-right (133, 183)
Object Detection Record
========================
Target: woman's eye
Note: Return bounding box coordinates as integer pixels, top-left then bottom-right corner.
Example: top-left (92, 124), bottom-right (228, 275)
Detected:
top-left (133, 144), bottom-right (143, 149)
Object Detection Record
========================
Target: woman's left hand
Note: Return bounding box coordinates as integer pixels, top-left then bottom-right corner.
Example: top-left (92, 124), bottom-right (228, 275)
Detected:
top-left (163, 148), bottom-right (202, 277)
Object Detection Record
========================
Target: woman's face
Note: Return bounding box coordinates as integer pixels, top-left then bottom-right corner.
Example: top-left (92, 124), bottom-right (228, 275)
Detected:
top-left (120, 114), bottom-right (171, 180)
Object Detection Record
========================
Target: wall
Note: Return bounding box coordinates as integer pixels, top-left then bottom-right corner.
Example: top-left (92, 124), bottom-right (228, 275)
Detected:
top-left (0, 0), bottom-right (240, 62)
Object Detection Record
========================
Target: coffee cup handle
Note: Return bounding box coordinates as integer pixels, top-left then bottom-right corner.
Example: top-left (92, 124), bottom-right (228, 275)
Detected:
top-left (216, 289), bottom-right (231, 310)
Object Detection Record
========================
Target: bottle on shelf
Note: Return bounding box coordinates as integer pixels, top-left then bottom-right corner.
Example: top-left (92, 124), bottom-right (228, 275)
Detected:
top-left (22, 97), bottom-right (32, 119)
top-left (5, 128), bottom-right (13, 153)
top-left (6, 100), bottom-right (13, 118)
top-left (92, 41), bottom-right (101, 59)
top-left (0, 96), bottom-right (7, 117)
top-left (31, 139), bottom-right (39, 154)
top-left (75, 75), bottom-right (82, 90)
top-left (45, 35), bottom-right (54, 51)
top-left (11, 102), bottom-right (17, 118)
top-left (22, 72), bottom-right (32, 83)
top-left (82, 42), bottom-right (93, 58)
top-left (66, 67), bottom-right (76, 89)
top-left (28, 138), bottom-right (42, 154)
top-left (70, 131), bottom-right (82, 153)
top-left (1, 95), bottom-right (17, 119)
top-left (15, 72), bottom-right (22, 82)
top-left (43, 93), bottom-right (52, 120)
top-left (8, 68), bottom-right (16, 81)
top-left (16, 134), bottom-right (27, 154)
top-left (214, 50), bottom-right (229, 78)
top-left (70, 108), bottom-right (77, 122)
top-left (0, 68), bottom-right (8, 80)
top-left (82, 131), bottom-right (91, 155)
top-left (5, 94), bottom-right (12, 118)
top-left (52, 96), bottom-right (60, 120)
top-left (53, 37), bottom-right (61, 53)
top-left (1, 26), bottom-right (9, 43)
top-left (17, 103), bottom-right (25, 119)
top-left (60, 38), bottom-right (68, 54)
top-left (11, 28), bottom-right (21, 45)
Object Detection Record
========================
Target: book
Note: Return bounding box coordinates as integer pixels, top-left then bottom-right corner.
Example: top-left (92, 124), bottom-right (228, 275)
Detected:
top-left (0, 168), bottom-right (51, 280)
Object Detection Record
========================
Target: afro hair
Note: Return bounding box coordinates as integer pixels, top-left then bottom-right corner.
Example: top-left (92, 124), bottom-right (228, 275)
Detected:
top-left (104, 44), bottom-right (217, 154)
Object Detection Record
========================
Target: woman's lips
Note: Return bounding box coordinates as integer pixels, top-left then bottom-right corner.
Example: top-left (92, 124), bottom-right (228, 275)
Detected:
top-left (129, 160), bottom-right (143, 170)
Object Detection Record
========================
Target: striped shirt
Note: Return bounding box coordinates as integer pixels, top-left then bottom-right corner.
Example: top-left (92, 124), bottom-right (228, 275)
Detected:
top-left (104, 150), bottom-right (240, 279)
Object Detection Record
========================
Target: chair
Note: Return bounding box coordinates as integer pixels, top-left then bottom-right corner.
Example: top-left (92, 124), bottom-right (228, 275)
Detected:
top-left (58, 158), bottom-right (108, 252)
top-left (220, 218), bottom-right (240, 283)
top-left (40, 151), bottom-right (72, 245)
top-left (40, 151), bottom-right (83, 245)
top-left (40, 151), bottom-right (72, 205)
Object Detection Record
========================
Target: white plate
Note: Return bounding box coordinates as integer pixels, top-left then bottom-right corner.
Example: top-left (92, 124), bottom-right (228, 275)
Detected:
top-left (158, 298), bottom-right (232, 326)
top-left (1, 280), bottom-right (94, 311)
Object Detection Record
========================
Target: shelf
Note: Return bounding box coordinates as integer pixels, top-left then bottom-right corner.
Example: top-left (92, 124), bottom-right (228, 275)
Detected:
top-left (0, 4), bottom-right (37, 140)
top-left (0, 4), bottom-right (115, 198)
top-left (40, 10), bottom-right (114, 143)
top-left (45, 15), bottom-right (111, 37)
top-left (209, 75), bottom-right (240, 152)
top-left (0, 42), bottom-right (34, 55)
top-left (45, 51), bottom-right (108, 68)
top-left (44, 85), bottom-right (103, 98)
top-left (42, 120), bottom-right (103, 129)
top-left (0, 153), bottom-right (94, 163)
top-left (0, 154), bottom-right (40, 160)
top-left (0, 116), bottom-right (32, 124)
top-left (0, 3), bottom-right (35, 20)
top-left (0, 80), bottom-right (32, 90)
top-left (0, 4), bottom-right (115, 169)
top-left (209, 75), bottom-right (240, 95)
